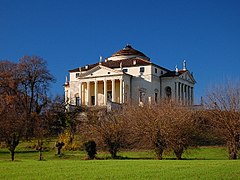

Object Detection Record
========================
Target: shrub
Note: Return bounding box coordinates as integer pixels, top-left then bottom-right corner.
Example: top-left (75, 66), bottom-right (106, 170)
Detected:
top-left (84, 140), bottom-right (97, 159)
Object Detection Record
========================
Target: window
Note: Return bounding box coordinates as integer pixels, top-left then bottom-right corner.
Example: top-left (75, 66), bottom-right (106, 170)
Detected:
top-left (155, 93), bottom-right (158, 103)
top-left (75, 97), bottom-right (80, 106)
top-left (140, 67), bottom-right (145, 73)
top-left (123, 68), bottom-right (128, 73)
top-left (139, 91), bottom-right (145, 102)
top-left (76, 73), bottom-right (80, 78)
top-left (165, 86), bottom-right (172, 98)
top-left (155, 68), bottom-right (157, 74)
top-left (108, 72), bottom-right (110, 74)
top-left (161, 71), bottom-right (163, 75)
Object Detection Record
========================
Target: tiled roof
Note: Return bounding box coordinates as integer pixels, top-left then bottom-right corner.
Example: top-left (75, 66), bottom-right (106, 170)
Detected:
top-left (111, 44), bottom-right (148, 58)
top-left (69, 58), bottom-right (152, 72)
top-left (160, 70), bottom-right (186, 77)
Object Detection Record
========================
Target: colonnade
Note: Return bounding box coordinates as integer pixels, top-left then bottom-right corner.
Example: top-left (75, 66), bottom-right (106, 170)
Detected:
top-left (175, 82), bottom-right (194, 105)
top-left (78, 78), bottom-right (124, 106)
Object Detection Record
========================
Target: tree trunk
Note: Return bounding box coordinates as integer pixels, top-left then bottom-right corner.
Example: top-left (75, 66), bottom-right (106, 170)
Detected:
top-left (10, 150), bottom-right (15, 161)
top-left (155, 148), bottom-right (163, 160)
top-left (39, 149), bottom-right (43, 161)
top-left (174, 146), bottom-right (184, 160)
top-left (57, 148), bottom-right (61, 155)
top-left (38, 140), bottom-right (43, 160)
top-left (228, 144), bottom-right (238, 160)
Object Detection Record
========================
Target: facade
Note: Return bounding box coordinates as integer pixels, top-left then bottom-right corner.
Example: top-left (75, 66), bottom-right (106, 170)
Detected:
top-left (64, 45), bottom-right (196, 106)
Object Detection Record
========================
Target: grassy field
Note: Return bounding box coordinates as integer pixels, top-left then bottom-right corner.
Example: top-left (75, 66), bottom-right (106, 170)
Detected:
top-left (0, 146), bottom-right (240, 179)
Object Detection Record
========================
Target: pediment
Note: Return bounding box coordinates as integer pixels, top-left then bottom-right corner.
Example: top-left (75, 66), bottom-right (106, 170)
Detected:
top-left (79, 65), bottom-right (124, 78)
top-left (180, 71), bottom-right (196, 84)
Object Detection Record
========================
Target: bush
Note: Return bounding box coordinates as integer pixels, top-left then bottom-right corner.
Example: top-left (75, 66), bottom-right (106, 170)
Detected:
top-left (84, 141), bottom-right (97, 159)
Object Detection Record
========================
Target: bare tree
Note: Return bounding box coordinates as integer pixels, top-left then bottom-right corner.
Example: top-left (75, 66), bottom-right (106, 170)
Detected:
top-left (18, 56), bottom-right (55, 138)
top-left (204, 81), bottom-right (240, 159)
top-left (0, 61), bottom-right (25, 161)
top-left (125, 104), bottom-right (167, 160)
top-left (159, 101), bottom-right (196, 160)
top-left (80, 109), bottom-right (133, 159)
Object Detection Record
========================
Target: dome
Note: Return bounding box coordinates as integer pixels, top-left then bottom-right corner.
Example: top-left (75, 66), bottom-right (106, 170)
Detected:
top-left (107, 44), bottom-right (150, 61)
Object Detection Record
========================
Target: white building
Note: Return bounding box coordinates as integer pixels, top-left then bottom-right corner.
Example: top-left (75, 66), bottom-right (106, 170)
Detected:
top-left (64, 45), bottom-right (196, 106)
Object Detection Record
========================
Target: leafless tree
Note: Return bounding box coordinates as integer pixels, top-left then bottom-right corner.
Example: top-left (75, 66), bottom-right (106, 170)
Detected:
top-left (204, 81), bottom-right (240, 159)
top-left (0, 61), bottom-right (25, 161)
top-left (125, 104), bottom-right (167, 160)
top-left (18, 56), bottom-right (55, 138)
top-left (80, 109), bottom-right (133, 159)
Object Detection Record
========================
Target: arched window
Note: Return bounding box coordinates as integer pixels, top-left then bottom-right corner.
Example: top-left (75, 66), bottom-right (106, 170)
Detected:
top-left (139, 88), bottom-right (146, 103)
top-left (154, 89), bottom-right (159, 103)
top-left (75, 93), bottom-right (80, 106)
top-left (165, 86), bottom-right (172, 98)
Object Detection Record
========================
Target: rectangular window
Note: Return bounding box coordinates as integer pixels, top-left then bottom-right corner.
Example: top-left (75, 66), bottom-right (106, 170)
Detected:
top-left (161, 71), bottom-right (163, 75)
top-left (123, 69), bottom-right (128, 73)
top-left (155, 93), bottom-right (158, 103)
top-left (76, 97), bottom-right (80, 106)
top-left (140, 67), bottom-right (145, 73)
top-left (76, 73), bottom-right (80, 78)
top-left (155, 68), bottom-right (157, 74)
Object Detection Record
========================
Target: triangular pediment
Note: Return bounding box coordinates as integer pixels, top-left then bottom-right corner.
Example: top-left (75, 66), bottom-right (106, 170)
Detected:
top-left (79, 65), bottom-right (124, 78)
top-left (180, 71), bottom-right (196, 84)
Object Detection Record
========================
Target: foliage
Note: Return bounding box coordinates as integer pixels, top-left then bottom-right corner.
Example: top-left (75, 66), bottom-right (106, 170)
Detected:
top-left (80, 109), bottom-right (134, 158)
top-left (84, 140), bottom-right (97, 159)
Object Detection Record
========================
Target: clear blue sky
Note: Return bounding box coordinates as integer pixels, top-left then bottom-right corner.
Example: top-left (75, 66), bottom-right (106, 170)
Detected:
top-left (1, 0), bottom-right (240, 103)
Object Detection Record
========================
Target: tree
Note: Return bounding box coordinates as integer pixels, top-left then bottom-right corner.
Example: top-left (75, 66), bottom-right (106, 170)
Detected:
top-left (204, 81), bottom-right (240, 159)
top-left (18, 55), bottom-right (55, 138)
top-left (159, 101), bottom-right (196, 160)
top-left (0, 58), bottom-right (55, 160)
top-left (0, 60), bottom-right (25, 161)
top-left (80, 109), bottom-right (133, 159)
top-left (84, 140), bottom-right (97, 159)
top-left (125, 104), bottom-right (167, 160)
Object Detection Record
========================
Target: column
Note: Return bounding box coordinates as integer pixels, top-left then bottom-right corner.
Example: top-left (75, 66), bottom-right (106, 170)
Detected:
top-left (181, 84), bottom-right (184, 104)
top-left (79, 82), bottom-right (82, 105)
top-left (120, 79), bottom-right (123, 103)
top-left (87, 81), bottom-right (90, 106)
top-left (175, 82), bottom-right (179, 102)
top-left (111, 79), bottom-right (116, 102)
top-left (104, 79), bottom-right (107, 105)
top-left (191, 87), bottom-right (194, 105)
top-left (188, 86), bottom-right (190, 105)
top-left (94, 80), bottom-right (98, 106)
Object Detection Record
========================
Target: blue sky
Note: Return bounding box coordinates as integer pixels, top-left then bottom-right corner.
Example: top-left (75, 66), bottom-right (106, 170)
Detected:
top-left (1, 0), bottom-right (240, 103)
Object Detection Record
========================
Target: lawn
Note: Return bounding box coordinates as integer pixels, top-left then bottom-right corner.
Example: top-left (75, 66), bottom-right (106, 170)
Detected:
top-left (0, 146), bottom-right (239, 179)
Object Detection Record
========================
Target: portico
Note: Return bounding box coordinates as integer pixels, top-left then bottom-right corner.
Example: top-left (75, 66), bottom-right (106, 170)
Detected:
top-left (77, 77), bottom-right (127, 106)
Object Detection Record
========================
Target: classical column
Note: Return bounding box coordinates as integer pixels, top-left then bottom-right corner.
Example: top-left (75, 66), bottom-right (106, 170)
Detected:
top-left (181, 83), bottom-right (184, 104)
top-left (104, 79), bottom-right (107, 105)
top-left (176, 82), bottom-right (179, 102)
top-left (79, 82), bottom-right (82, 105)
top-left (94, 80), bottom-right (98, 106)
top-left (187, 86), bottom-right (190, 105)
top-left (191, 87), bottom-right (194, 105)
top-left (175, 82), bottom-right (178, 101)
top-left (87, 81), bottom-right (90, 106)
top-left (119, 79), bottom-right (123, 103)
top-left (111, 79), bottom-right (116, 102)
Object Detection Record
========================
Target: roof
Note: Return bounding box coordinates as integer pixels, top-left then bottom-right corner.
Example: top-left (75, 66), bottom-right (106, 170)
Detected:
top-left (111, 44), bottom-right (148, 58)
top-left (69, 57), bottom-right (152, 72)
top-left (160, 70), bottom-right (186, 77)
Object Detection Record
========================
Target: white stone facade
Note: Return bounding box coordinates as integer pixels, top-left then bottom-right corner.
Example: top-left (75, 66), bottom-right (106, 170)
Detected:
top-left (64, 45), bottom-right (196, 106)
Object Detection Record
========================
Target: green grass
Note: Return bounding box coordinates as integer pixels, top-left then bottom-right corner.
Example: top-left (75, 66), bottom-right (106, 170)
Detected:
top-left (0, 146), bottom-right (239, 179)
